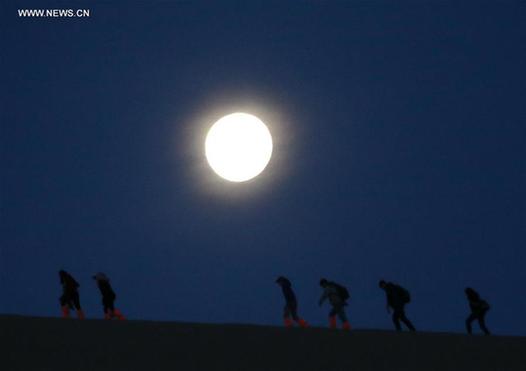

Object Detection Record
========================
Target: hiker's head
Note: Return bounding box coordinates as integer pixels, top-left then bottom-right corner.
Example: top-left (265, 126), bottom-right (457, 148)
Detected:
top-left (378, 280), bottom-right (387, 289)
top-left (319, 278), bottom-right (328, 287)
top-left (59, 270), bottom-right (67, 279)
top-left (275, 276), bottom-right (287, 285)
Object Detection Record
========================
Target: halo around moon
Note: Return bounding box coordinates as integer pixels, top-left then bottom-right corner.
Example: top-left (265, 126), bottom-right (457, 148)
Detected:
top-left (205, 113), bottom-right (273, 182)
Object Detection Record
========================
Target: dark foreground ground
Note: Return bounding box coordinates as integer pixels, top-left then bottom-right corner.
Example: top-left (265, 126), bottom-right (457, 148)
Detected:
top-left (2, 315), bottom-right (526, 371)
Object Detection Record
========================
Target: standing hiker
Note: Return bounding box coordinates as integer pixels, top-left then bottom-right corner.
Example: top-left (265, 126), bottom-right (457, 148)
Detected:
top-left (318, 278), bottom-right (351, 330)
top-left (93, 272), bottom-right (125, 320)
top-left (275, 276), bottom-right (308, 328)
top-left (465, 287), bottom-right (490, 335)
top-left (59, 270), bottom-right (85, 319)
top-left (379, 280), bottom-right (416, 332)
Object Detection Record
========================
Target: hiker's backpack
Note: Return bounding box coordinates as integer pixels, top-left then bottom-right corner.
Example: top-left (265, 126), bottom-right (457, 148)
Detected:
top-left (395, 285), bottom-right (411, 303)
top-left (479, 300), bottom-right (490, 311)
top-left (332, 282), bottom-right (350, 301)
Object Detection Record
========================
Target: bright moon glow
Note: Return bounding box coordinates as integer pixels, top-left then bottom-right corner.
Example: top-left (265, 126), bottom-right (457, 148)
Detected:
top-left (205, 113), bottom-right (273, 182)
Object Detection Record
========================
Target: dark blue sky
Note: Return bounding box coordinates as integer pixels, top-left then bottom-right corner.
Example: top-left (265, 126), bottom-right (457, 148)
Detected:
top-left (2, 1), bottom-right (525, 335)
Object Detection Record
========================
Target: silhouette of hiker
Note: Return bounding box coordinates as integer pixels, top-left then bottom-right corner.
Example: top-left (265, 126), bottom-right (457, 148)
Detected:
top-left (318, 278), bottom-right (351, 330)
top-left (59, 270), bottom-right (85, 319)
top-left (465, 287), bottom-right (490, 335)
top-left (275, 276), bottom-right (308, 328)
top-left (379, 280), bottom-right (415, 332)
top-left (93, 273), bottom-right (125, 320)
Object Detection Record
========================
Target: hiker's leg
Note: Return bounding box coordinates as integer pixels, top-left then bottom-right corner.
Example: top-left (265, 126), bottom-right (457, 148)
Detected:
top-left (287, 302), bottom-right (307, 327)
top-left (328, 307), bottom-right (338, 328)
top-left (103, 297), bottom-right (112, 319)
top-left (283, 305), bottom-right (293, 327)
top-left (336, 306), bottom-right (348, 323)
top-left (392, 309), bottom-right (402, 331)
top-left (289, 302), bottom-right (300, 322)
top-left (466, 313), bottom-right (476, 334)
top-left (113, 309), bottom-right (125, 320)
top-left (71, 292), bottom-right (81, 311)
top-left (478, 312), bottom-right (490, 335)
top-left (59, 295), bottom-right (71, 318)
top-left (399, 307), bottom-right (416, 331)
top-left (72, 292), bottom-right (84, 319)
top-left (337, 307), bottom-right (351, 330)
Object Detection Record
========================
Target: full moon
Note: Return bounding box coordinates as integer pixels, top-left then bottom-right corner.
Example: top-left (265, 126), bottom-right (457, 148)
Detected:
top-left (205, 113), bottom-right (273, 182)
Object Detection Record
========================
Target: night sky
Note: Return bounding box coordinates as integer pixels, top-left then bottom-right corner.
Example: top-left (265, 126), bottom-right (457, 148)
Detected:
top-left (2, 1), bottom-right (525, 335)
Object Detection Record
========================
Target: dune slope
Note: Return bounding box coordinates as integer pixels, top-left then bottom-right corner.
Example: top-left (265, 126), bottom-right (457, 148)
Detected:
top-left (2, 315), bottom-right (525, 371)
